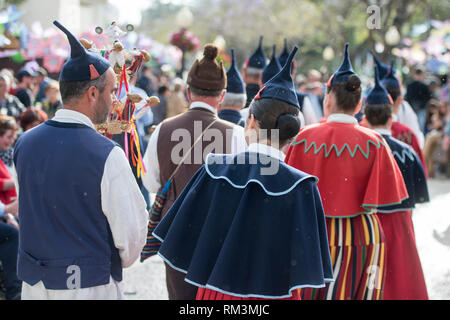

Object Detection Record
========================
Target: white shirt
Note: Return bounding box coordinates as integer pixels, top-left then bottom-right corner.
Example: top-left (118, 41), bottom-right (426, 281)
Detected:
top-left (247, 142), bottom-right (285, 161)
top-left (302, 96), bottom-right (318, 125)
top-left (396, 101), bottom-right (424, 149)
top-left (327, 113), bottom-right (358, 124)
top-left (373, 128), bottom-right (392, 136)
top-left (142, 101), bottom-right (248, 193)
top-left (22, 109), bottom-right (149, 300)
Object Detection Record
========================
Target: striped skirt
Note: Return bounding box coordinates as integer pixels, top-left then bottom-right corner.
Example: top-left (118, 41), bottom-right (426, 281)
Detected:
top-left (196, 288), bottom-right (301, 300)
top-left (300, 214), bottom-right (386, 300)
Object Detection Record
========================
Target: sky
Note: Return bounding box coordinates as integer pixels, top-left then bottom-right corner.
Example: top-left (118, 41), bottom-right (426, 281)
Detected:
top-left (108, 0), bottom-right (187, 25)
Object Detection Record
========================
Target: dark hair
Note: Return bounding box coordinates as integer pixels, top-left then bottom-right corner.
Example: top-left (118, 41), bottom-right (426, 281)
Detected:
top-left (0, 114), bottom-right (18, 136)
top-left (59, 72), bottom-right (108, 104)
top-left (384, 85), bottom-right (401, 102)
top-left (326, 74), bottom-right (362, 112)
top-left (364, 103), bottom-right (392, 126)
top-left (249, 98), bottom-right (300, 145)
top-left (189, 85), bottom-right (222, 97)
top-left (158, 85), bottom-right (169, 95)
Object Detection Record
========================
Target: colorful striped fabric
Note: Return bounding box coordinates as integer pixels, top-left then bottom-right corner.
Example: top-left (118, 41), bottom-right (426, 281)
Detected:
top-left (140, 182), bottom-right (170, 262)
top-left (196, 288), bottom-right (301, 300)
top-left (300, 214), bottom-right (386, 300)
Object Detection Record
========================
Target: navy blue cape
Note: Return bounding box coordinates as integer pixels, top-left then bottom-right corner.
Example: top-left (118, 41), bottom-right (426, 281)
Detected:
top-left (153, 152), bottom-right (333, 299)
top-left (378, 134), bottom-right (429, 213)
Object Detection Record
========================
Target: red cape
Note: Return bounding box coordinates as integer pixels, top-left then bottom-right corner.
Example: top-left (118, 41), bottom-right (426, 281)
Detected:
top-left (391, 121), bottom-right (428, 178)
top-left (285, 122), bottom-right (408, 218)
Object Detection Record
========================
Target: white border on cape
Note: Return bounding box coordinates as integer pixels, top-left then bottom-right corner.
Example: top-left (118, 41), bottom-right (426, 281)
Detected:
top-left (204, 152), bottom-right (319, 197)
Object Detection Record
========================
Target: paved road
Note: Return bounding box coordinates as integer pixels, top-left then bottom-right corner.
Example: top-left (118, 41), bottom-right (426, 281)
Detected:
top-left (123, 178), bottom-right (450, 300)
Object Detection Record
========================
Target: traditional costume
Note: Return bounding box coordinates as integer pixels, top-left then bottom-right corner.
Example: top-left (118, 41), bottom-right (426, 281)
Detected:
top-left (13, 21), bottom-right (148, 300)
top-left (153, 47), bottom-right (333, 300)
top-left (243, 36), bottom-right (266, 109)
top-left (380, 70), bottom-right (427, 175)
top-left (285, 44), bottom-right (408, 300)
top-left (142, 44), bottom-right (247, 300)
top-left (365, 68), bottom-right (429, 300)
top-left (218, 48), bottom-right (246, 127)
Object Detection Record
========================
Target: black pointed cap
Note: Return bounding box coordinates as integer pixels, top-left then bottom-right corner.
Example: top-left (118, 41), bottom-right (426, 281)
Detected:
top-left (381, 61), bottom-right (400, 89)
top-left (278, 38), bottom-right (290, 67)
top-left (366, 66), bottom-right (392, 105)
top-left (371, 51), bottom-right (394, 79)
top-left (254, 46), bottom-right (300, 108)
top-left (247, 36), bottom-right (267, 69)
top-left (262, 45), bottom-right (282, 83)
top-left (54, 20), bottom-right (110, 82)
top-left (226, 48), bottom-right (245, 94)
top-left (329, 43), bottom-right (356, 86)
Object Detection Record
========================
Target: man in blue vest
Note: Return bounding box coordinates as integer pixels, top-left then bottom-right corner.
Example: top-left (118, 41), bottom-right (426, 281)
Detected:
top-left (13, 21), bottom-right (148, 300)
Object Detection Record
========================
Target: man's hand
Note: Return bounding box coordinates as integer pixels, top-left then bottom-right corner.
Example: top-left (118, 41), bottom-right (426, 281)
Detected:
top-left (5, 198), bottom-right (18, 217)
top-left (6, 213), bottom-right (19, 229)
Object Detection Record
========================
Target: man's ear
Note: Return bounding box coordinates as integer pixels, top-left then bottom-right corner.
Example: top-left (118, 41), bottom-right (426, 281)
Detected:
top-left (186, 87), bottom-right (192, 103)
top-left (354, 100), bottom-right (363, 115)
top-left (218, 90), bottom-right (226, 104)
top-left (396, 95), bottom-right (403, 106)
top-left (87, 85), bottom-right (98, 103)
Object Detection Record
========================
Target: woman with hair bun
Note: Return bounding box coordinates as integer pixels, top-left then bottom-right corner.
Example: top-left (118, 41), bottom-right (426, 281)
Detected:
top-left (153, 47), bottom-right (333, 300)
top-left (286, 44), bottom-right (408, 300)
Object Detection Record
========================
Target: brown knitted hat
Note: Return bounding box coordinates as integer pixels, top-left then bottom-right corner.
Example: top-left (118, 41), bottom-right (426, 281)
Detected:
top-left (187, 44), bottom-right (227, 91)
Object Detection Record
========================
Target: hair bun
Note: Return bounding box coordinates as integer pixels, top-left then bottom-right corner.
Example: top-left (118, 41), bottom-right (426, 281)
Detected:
top-left (276, 113), bottom-right (300, 141)
top-left (203, 44), bottom-right (219, 60)
top-left (346, 74), bottom-right (361, 92)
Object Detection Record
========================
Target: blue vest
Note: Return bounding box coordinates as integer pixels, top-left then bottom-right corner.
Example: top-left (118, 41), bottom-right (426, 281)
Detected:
top-left (13, 120), bottom-right (122, 290)
top-left (218, 109), bottom-right (245, 127)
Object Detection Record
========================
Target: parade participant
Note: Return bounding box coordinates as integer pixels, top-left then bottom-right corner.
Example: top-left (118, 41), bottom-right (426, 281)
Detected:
top-left (262, 45), bottom-right (282, 84)
top-left (242, 36), bottom-right (266, 110)
top-left (285, 43), bottom-right (408, 300)
top-left (13, 21), bottom-right (148, 300)
top-left (153, 46), bottom-right (333, 300)
top-left (142, 44), bottom-right (247, 300)
top-left (380, 68), bottom-right (427, 175)
top-left (0, 115), bottom-right (18, 206)
top-left (218, 48), bottom-right (246, 127)
top-left (364, 68), bottom-right (429, 300)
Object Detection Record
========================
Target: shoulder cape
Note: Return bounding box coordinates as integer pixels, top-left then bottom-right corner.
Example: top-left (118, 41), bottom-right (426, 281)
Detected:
top-left (153, 152), bottom-right (333, 299)
top-left (377, 135), bottom-right (429, 213)
top-left (286, 122), bottom-right (408, 218)
top-left (391, 121), bottom-right (428, 178)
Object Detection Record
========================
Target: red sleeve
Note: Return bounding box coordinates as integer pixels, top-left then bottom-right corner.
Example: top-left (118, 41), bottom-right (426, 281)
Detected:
top-left (362, 143), bottom-right (409, 210)
top-left (0, 178), bottom-right (6, 191)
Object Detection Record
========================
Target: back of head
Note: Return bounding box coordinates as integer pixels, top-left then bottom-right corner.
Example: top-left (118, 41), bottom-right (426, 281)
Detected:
top-left (187, 44), bottom-right (227, 97)
top-left (327, 74), bottom-right (362, 112)
top-left (249, 98), bottom-right (300, 145)
top-left (364, 103), bottom-right (392, 127)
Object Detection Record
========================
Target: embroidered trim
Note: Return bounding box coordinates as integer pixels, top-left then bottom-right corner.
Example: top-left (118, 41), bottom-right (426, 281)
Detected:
top-left (395, 132), bottom-right (413, 145)
top-left (204, 153), bottom-right (318, 196)
top-left (392, 148), bottom-right (416, 164)
top-left (290, 136), bottom-right (387, 159)
top-left (155, 251), bottom-right (333, 300)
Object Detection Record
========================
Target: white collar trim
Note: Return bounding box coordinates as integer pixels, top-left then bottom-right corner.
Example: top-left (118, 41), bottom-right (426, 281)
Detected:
top-left (247, 143), bottom-right (285, 161)
top-left (190, 101), bottom-right (217, 114)
top-left (373, 128), bottom-right (392, 136)
top-left (52, 109), bottom-right (95, 129)
top-left (327, 113), bottom-right (358, 124)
